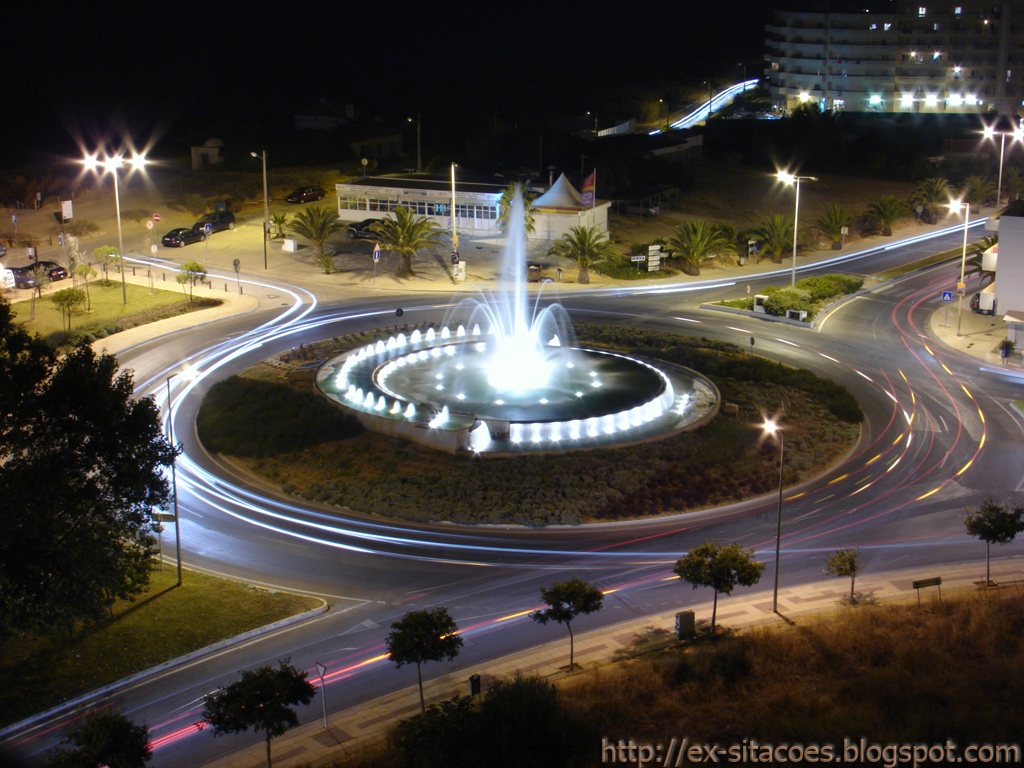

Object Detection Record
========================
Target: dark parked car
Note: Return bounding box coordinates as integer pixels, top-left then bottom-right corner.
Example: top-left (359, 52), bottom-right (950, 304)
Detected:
top-left (192, 211), bottom-right (236, 234)
top-left (970, 292), bottom-right (997, 315)
top-left (9, 266), bottom-right (37, 289)
top-left (36, 261), bottom-right (68, 281)
top-left (285, 186), bottom-right (327, 204)
top-left (162, 227), bottom-right (206, 247)
top-left (347, 218), bottom-right (382, 239)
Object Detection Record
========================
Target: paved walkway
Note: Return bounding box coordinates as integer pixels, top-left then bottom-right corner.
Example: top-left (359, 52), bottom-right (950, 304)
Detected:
top-left (200, 558), bottom-right (1024, 768)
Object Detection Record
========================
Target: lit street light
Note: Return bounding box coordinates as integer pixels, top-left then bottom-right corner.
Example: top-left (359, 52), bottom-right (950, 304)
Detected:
top-left (407, 115), bottom-right (422, 173)
top-left (82, 151), bottom-right (147, 304)
top-left (251, 151), bottom-right (269, 270)
top-left (949, 200), bottom-right (972, 337)
top-left (777, 171), bottom-right (818, 288)
top-left (763, 419), bottom-right (786, 613)
top-left (982, 122), bottom-right (1023, 209)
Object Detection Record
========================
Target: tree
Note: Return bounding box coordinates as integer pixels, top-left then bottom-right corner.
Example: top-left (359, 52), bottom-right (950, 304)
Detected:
top-left (673, 542), bottom-right (766, 632)
top-left (176, 261), bottom-right (207, 302)
top-left (753, 213), bottom-right (794, 264)
top-left (1002, 166), bottom-right (1024, 201)
top-left (497, 184), bottom-right (538, 235)
top-left (965, 498), bottom-right (1024, 586)
top-left (962, 175), bottom-right (996, 206)
top-left (824, 548), bottom-right (861, 603)
top-left (667, 220), bottom-right (734, 275)
top-left (50, 287), bottom-right (86, 330)
top-left (47, 709), bottom-right (151, 768)
top-left (270, 212), bottom-right (289, 239)
top-left (201, 659), bottom-right (316, 768)
top-left (386, 607), bottom-right (464, 713)
top-left (76, 263), bottom-right (97, 311)
top-left (0, 301), bottom-right (178, 638)
top-left (814, 203), bottom-right (852, 249)
top-left (93, 244), bottom-right (121, 280)
top-left (910, 177), bottom-right (951, 223)
top-left (287, 205), bottom-right (345, 269)
top-left (120, 208), bottom-right (150, 227)
top-left (863, 195), bottom-right (910, 236)
top-left (530, 577), bottom-right (604, 671)
top-left (965, 235), bottom-right (997, 287)
top-left (371, 205), bottom-right (447, 278)
top-left (547, 226), bottom-right (618, 284)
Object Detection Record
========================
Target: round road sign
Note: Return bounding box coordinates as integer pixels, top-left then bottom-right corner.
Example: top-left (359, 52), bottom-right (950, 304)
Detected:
top-left (146, 220), bottom-right (154, 230)
top-left (153, 213), bottom-right (161, 222)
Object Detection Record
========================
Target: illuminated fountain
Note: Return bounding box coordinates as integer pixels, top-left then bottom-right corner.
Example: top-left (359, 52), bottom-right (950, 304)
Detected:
top-left (315, 190), bottom-right (718, 454)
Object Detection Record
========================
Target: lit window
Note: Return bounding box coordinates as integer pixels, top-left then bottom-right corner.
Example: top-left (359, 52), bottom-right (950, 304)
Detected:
top-left (901, 93), bottom-right (915, 107)
top-left (870, 23), bottom-right (878, 30)
top-left (965, 94), bottom-right (979, 105)
top-left (918, 6), bottom-right (926, 16)
top-left (954, 6), bottom-right (961, 15)
top-left (948, 94), bottom-right (964, 106)
top-left (799, 92), bottom-right (810, 102)
top-left (933, 51), bottom-right (941, 59)
top-left (925, 94), bottom-right (938, 106)
top-left (884, 23), bottom-right (892, 30)
top-left (869, 95), bottom-right (882, 104)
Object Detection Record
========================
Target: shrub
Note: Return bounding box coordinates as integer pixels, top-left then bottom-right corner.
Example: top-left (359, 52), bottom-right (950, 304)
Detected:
top-left (762, 288), bottom-right (813, 317)
top-left (65, 219), bottom-right (99, 237)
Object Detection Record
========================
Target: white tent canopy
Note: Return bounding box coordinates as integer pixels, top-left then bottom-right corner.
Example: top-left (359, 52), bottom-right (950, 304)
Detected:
top-left (534, 174), bottom-right (583, 209)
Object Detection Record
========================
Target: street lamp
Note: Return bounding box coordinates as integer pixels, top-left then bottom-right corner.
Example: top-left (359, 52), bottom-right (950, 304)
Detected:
top-left (251, 151), bottom-right (269, 270)
top-left (777, 171), bottom-right (818, 288)
top-left (165, 368), bottom-right (195, 587)
top-left (982, 122), bottom-right (1023, 209)
top-left (407, 115), bottom-right (422, 173)
top-left (82, 151), bottom-right (147, 304)
top-left (949, 200), bottom-right (972, 337)
top-left (763, 419), bottom-right (786, 613)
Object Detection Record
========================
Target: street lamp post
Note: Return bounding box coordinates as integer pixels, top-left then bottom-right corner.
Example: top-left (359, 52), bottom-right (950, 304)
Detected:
top-left (777, 172), bottom-right (818, 288)
top-left (165, 374), bottom-right (184, 587)
top-left (764, 420), bottom-right (786, 613)
top-left (251, 151), bottom-right (269, 270)
top-left (407, 115), bottom-right (422, 173)
top-left (83, 152), bottom-right (147, 304)
top-left (949, 201), bottom-right (971, 337)
top-left (983, 123), bottom-right (1023, 209)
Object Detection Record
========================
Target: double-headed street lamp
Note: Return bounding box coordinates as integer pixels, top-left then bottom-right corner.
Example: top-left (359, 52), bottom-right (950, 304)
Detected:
top-left (763, 419), bottom-right (786, 613)
top-left (949, 200), bottom-right (972, 337)
top-left (83, 151), bottom-right (148, 304)
top-left (251, 151), bottom-right (269, 270)
top-left (982, 122), bottom-right (1023, 209)
top-left (777, 171), bottom-right (818, 288)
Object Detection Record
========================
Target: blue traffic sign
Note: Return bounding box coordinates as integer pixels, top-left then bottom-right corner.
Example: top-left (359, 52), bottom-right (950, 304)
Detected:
top-left (373, 244), bottom-right (381, 262)
top-left (941, 290), bottom-right (953, 302)
top-left (203, 223), bottom-right (213, 235)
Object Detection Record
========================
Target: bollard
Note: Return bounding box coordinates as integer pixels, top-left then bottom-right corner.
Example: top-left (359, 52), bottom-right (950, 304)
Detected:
top-left (132, 267), bottom-right (136, 276)
top-left (225, 283), bottom-right (228, 292)
top-left (469, 673), bottom-right (481, 696)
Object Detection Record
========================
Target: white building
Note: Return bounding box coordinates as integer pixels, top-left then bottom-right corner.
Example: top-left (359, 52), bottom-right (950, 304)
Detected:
top-left (335, 174), bottom-right (609, 241)
top-left (767, 2), bottom-right (1024, 115)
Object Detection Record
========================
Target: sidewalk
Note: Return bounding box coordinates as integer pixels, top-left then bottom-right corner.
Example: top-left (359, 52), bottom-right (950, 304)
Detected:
top-left (200, 558), bottom-right (1024, 768)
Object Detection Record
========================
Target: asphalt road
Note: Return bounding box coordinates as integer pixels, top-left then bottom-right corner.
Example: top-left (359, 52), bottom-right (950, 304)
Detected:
top-left (2, 221), bottom-right (1015, 768)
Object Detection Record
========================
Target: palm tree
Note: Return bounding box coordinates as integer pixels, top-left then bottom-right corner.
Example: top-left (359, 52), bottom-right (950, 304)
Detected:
top-left (497, 184), bottom-right (537, 235)
top-left (270, 212), bottom-right (289, 239)
top-left (814, 204), bottom-right (852, 249)
top-left (910, 177), bottom-right (951, 223)
top-left (753, 214), bottom-right (794, 264)
top-left (668, 220), bottom-right (733, 275)
top-left (965, 235), bottom-right (997, 287)
top-left (287, 206), bottom-right (345, 272)
top-left (1002, 166), bottom-right (1024, 202)
top-left (962, 175), bottom-right (997, 206)
top-left (863, 195), bottom-right (910, 236)
top-left (371, 205), bottom-right (447, 278)
top-left (547, 226), bottom-right (618, 284)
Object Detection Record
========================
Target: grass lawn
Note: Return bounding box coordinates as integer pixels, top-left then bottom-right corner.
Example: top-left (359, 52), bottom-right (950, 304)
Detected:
top-left (10, 279), bottom-right (217, 339)
top-left (0, 567), bottom-right (321, 728)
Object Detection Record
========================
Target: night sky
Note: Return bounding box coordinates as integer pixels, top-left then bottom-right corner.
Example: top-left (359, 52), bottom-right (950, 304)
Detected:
top-left (4, 1), bottom-right (896, 167)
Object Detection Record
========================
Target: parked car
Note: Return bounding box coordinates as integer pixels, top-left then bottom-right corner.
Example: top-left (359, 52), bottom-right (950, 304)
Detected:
top-left (9, 266), bottom-right (37, 289)
top-left (970, 292), bottom-right (997, 315)
top-left (36, 261), bottom-right (68, 281)
top-left (162, 227), bottom-right (206, 247)
top-left (192, 211), bottom-right (236, 234)
top-left (285, 186), bottom-right (327, 204)
top-left (347, 219), bottom-right (382, 239)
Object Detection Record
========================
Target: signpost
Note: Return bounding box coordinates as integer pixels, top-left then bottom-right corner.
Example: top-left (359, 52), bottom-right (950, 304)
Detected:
top-left (315, 662), bottom-right (328, 729)
top-left (942, 290), bottom-right (953, 327)
top-left (203, 223), bottom-right (212, 259)
top-left (153, 212), bottom-right (161, 241)
top-left (372, 243), bottom-right (380, 284)
top-left (233, 258), bottom-right (241, 295)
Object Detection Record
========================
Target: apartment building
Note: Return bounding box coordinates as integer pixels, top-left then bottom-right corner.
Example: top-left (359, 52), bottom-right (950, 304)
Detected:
top-left (766, 2), bottom-right (1024, 115)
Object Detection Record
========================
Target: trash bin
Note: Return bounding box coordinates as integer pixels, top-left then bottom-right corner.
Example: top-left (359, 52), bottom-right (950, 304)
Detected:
top-left (469, 673), bottom-right (481, 696)
top-left (675, 611), bottom-right (695, 639)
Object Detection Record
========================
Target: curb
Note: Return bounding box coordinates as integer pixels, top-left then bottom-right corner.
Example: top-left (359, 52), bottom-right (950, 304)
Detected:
top-left (0, 599), bottom-right (329, 739)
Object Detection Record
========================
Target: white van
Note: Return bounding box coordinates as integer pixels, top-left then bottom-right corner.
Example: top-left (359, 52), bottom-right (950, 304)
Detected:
top-left (0, 263), bottom-right (15, 291)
